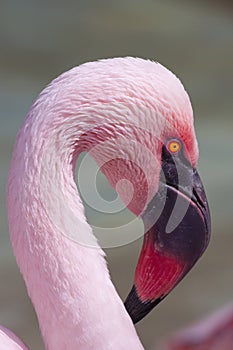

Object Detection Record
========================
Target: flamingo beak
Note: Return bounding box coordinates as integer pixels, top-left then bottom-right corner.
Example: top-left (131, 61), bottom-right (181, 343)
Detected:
top-left (124, 145), bottom-right (211, 324)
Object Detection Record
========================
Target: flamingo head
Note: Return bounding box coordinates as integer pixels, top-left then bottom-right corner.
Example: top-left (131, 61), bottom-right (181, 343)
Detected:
top-left (94, 58), bottom-right (213, 323)
top-left (74, 58), bottom-right (211, 323)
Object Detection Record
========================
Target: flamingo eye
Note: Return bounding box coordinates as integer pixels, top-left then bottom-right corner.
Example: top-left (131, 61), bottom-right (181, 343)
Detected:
top-left (167, 139), bottom-right (181, 154)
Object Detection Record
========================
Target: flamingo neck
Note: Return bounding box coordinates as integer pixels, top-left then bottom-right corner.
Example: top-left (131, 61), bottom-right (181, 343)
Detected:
top-left (7, 75), bottom-right (145, 350)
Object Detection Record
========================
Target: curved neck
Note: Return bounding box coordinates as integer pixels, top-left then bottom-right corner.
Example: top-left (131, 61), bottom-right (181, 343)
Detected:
top-left (7, 69), bottom-right (144, 349)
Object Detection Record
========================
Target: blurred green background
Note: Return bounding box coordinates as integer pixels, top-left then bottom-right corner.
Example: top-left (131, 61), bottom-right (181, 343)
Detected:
top-left (0, 1), bottom-right (233, 349)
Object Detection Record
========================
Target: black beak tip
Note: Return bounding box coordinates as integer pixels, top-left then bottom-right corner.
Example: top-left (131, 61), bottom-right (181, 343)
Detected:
top-left (124, 285), bottom-right (162, 324)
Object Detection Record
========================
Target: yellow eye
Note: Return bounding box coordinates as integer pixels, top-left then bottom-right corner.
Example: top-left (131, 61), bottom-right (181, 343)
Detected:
top-left (167, 140), bottom-right (181, 154)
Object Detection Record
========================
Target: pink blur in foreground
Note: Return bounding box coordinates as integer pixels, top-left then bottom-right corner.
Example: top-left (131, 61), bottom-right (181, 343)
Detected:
top-left (161, 303), bottom-right (233, 350)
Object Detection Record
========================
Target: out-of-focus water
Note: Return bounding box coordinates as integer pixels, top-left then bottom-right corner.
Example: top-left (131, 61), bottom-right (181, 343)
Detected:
top-left (0, 1), bottom-right (233, 349)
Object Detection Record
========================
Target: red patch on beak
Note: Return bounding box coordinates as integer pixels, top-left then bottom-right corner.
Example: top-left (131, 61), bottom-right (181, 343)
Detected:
top-left (135, 231), bottom-right (186, 302)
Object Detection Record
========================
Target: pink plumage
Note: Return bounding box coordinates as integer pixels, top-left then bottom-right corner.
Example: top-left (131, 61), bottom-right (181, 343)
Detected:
top-left (3, 57), bottom-right (201, 349)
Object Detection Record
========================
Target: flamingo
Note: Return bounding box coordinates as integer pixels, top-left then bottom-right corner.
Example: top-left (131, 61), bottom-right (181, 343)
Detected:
top-left (1, 57), bottom-right (210, 349)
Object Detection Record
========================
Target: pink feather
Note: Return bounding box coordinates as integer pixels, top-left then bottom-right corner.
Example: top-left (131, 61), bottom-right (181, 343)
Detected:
top-left (3, 57), bottom-right (197, 349)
